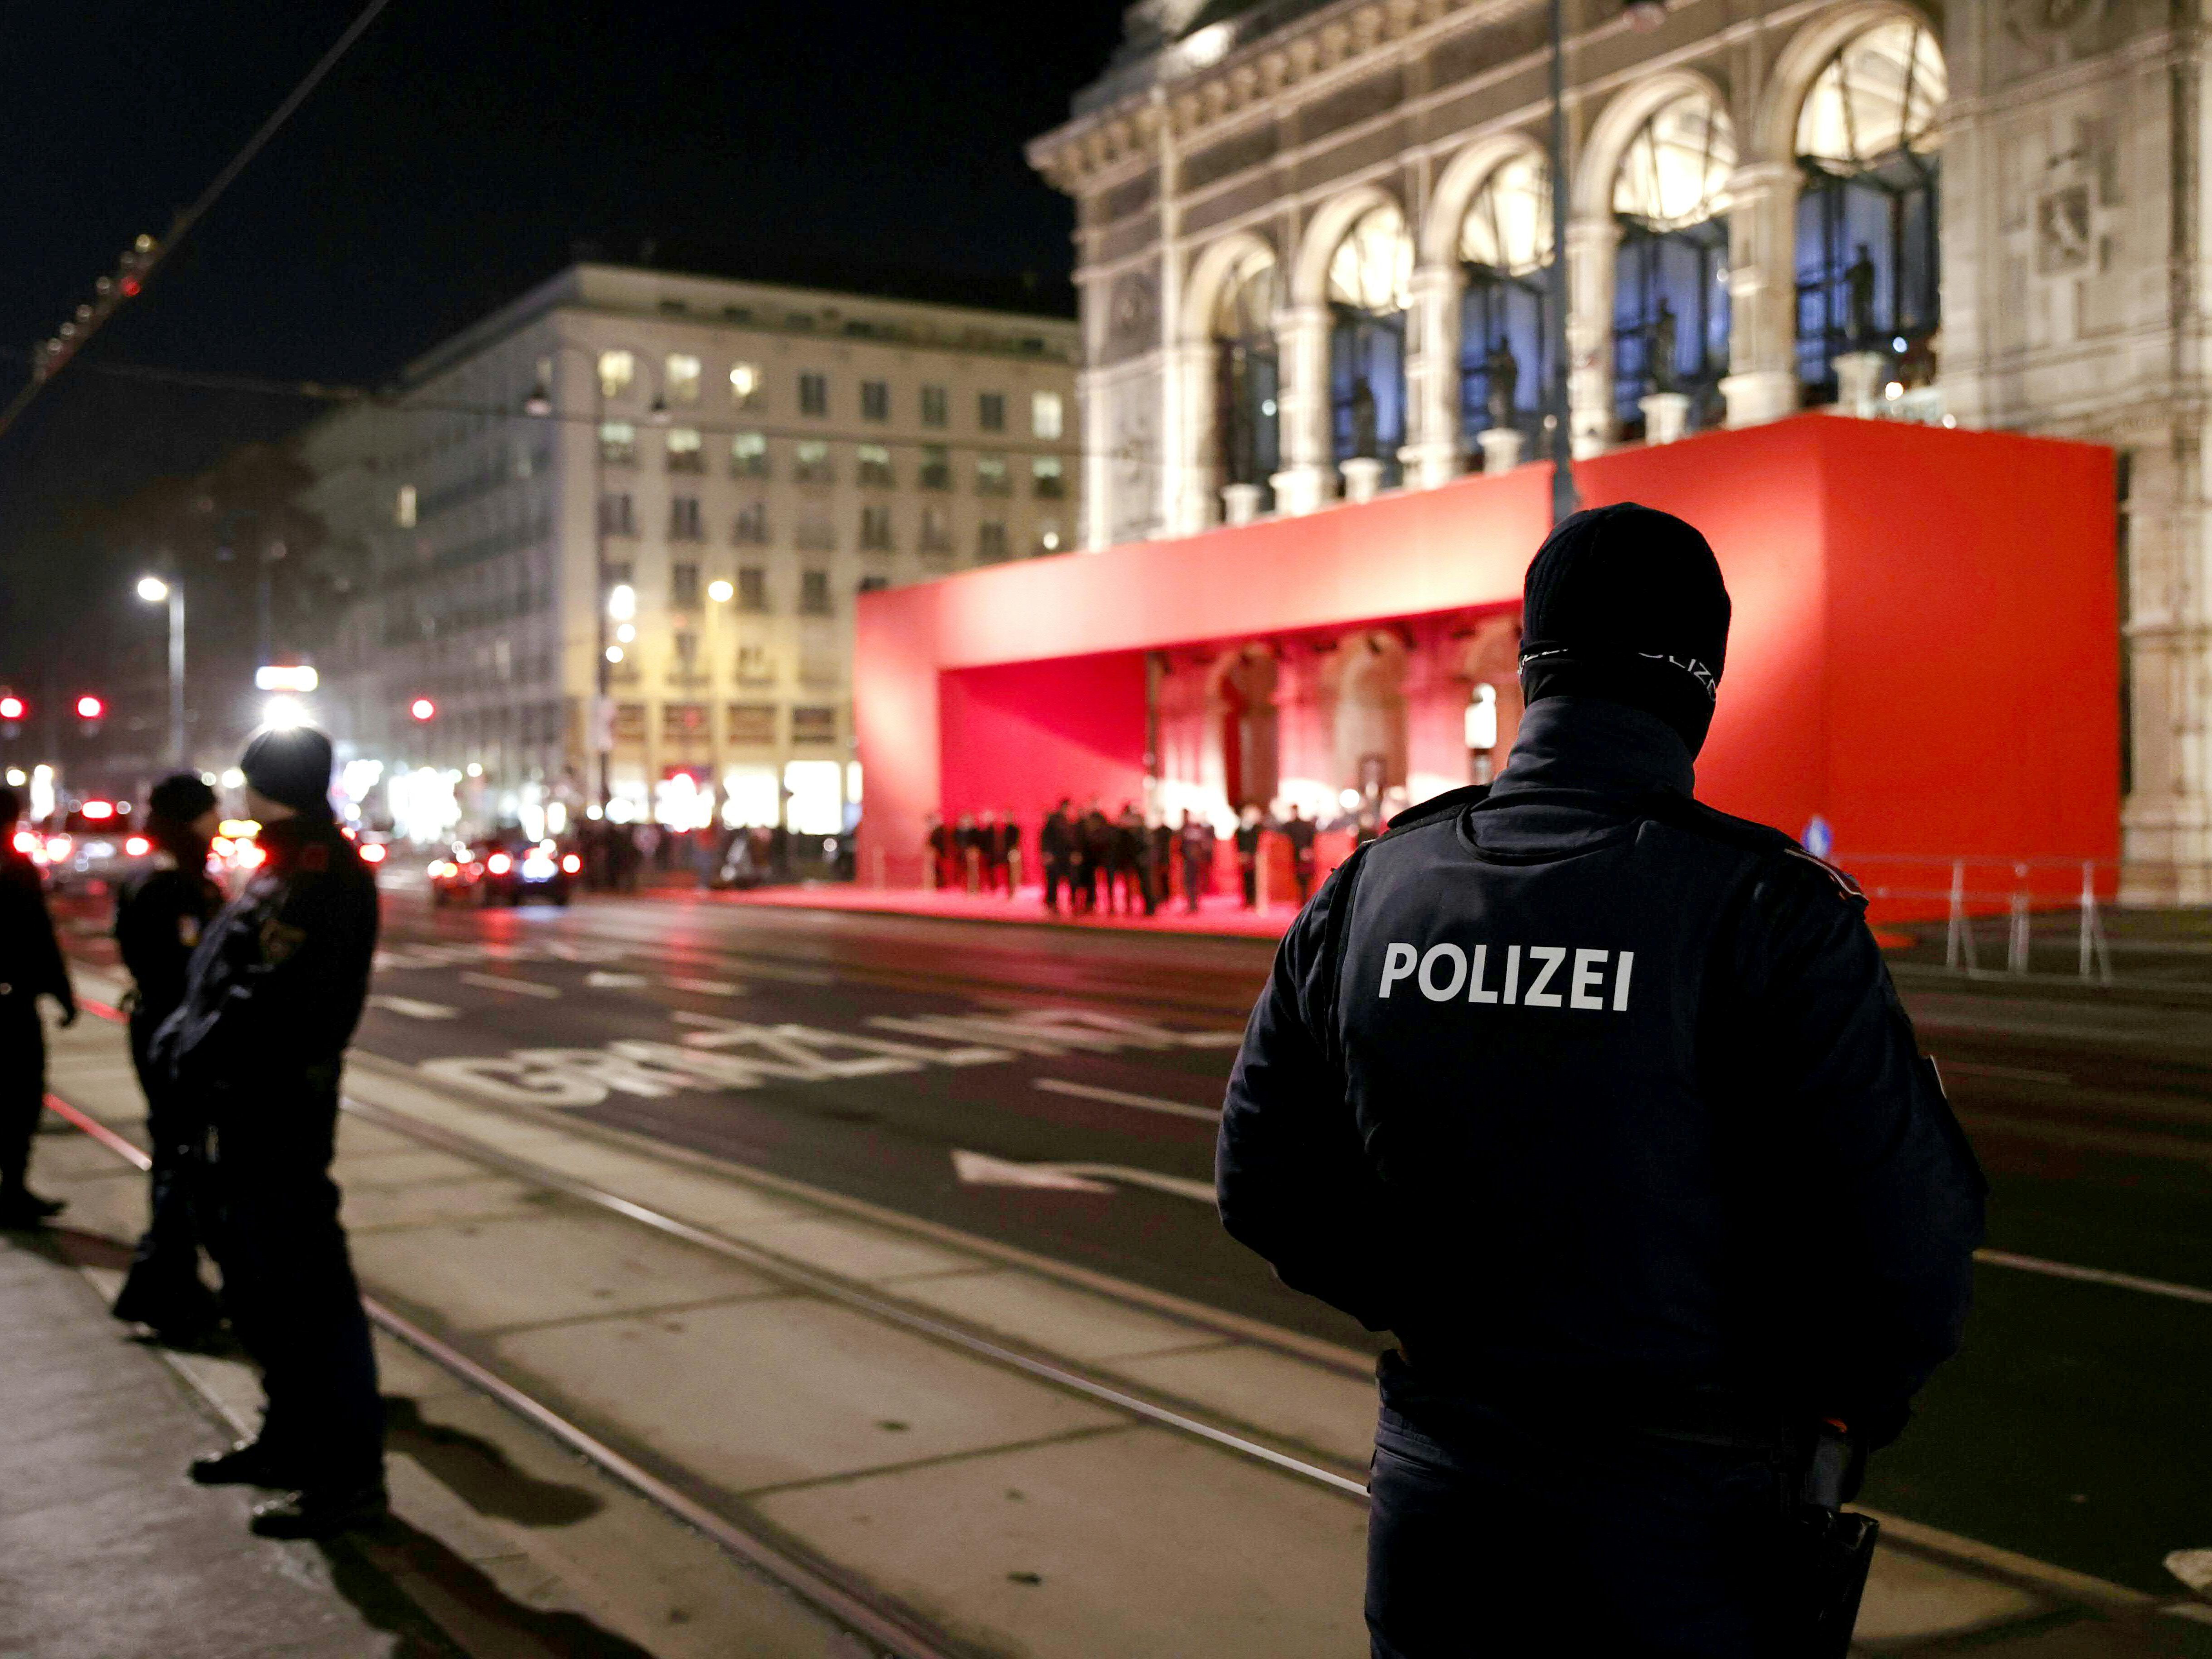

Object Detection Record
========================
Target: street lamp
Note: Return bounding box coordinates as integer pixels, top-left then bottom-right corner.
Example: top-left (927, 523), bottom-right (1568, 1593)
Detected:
top-left (137, 574), bottom-right (187, 767)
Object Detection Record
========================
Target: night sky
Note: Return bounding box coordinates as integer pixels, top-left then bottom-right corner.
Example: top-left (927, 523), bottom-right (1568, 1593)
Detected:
top-left (0, 0), bottom-right (1127, 674)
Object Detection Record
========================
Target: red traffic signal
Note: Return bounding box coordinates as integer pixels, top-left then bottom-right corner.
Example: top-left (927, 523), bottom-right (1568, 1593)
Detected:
top-left (0, 695), bottom-right (24, 721)
top-left (75, 695), bottom-right (104, 720)
top-left (409, 697), bottom-right (437, 722)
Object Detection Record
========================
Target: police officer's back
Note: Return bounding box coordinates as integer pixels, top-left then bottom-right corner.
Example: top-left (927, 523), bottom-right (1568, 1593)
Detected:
top-left (1217, 506), bottom-right (1985, 1657)
top-left (155, 726), bottom-right (386, 1539)
top-left (0, 784), bottom-right (75, 1227)
top-left (110, 773), bottom-right (225, 1339)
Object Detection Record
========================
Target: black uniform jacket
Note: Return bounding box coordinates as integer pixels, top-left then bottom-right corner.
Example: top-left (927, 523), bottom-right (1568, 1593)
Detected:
top-left (1217, 697), bottom-right (1985, 1444)
top-left (153, 814), bottom-right (379, 1103)
top-left (0, 846), bottom-right (71, 1009)
top-left (115, 852), bottom-right (224, 1027)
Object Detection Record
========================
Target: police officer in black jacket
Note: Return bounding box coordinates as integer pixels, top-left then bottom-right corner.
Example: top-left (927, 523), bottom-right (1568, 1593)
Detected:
top-left (155, 726), bottom-right (387, 1539)
top-left (110, 773), bottom-right (226, 1342)
top-left (1217, 505), bottom-right (1984, 1657)
top-left (0, 784), bottom-right (76, 1227)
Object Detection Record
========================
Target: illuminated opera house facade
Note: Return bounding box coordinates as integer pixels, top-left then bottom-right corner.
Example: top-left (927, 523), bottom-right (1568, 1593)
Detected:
top-left (859, 0), bottom-right (2197, 895)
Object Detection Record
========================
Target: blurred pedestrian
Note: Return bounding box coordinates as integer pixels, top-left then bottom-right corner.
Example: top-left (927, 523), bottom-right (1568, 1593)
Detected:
top-left (1112, 802), bottom-right (1146, 914)
top-left (1176, 811), bottom-right (1213, 914)
top-left (1041, 799), bottom-right (1075, 913)
top-left (1233, 804), bottom-right (1265, 909)
top-left (109, 774), bottom-right (225, 1342)
top-left (1283, 803), bottom-right (1318, 905)
top-left (0, 784), bottom-right (75, 1228)
top-left (160, 726), bottom-right (387, 1539)
top-left (1078, 799), bottom-right (1113, 915)
top-left (924, 812), bottom-right (950, 889)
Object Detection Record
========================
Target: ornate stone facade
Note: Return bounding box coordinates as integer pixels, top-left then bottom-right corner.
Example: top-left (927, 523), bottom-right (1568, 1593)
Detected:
top-left (1031, 0), bottom-right (2211, 895)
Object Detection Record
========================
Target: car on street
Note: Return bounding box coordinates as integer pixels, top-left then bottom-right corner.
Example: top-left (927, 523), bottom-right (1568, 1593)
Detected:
top-left (36, 800), bottom-right (154, 894)
top-left (429, 836), bottom-right (578, 905)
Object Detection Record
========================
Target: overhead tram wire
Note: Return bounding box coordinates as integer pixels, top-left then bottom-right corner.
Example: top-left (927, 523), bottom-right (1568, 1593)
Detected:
top-left (0, 0), bottom-right (397, 447)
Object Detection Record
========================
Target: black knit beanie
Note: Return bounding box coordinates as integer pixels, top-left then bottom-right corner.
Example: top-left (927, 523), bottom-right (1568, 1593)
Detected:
top-left (241, 726), bottom-right (335, 815)
top-left (148, 772), bottom-right (216, 830)
top-left (1518, 502), bottom-right (1731, 756)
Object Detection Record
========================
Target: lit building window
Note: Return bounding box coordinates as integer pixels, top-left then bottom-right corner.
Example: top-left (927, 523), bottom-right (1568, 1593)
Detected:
top-left (1031, 456), bottom-right (1065, 498)
top-left (919, 505), bottom-right (952, 555)
top-left (729, 361), bottom-right (763, 406)
top-left (395, 484), bottom-right (417, 528)
top-left (664, 353), bottom-right (702, 403)
top-left (1794, 21), bottom-right (1946, 400)
top-left (857, 443), bottom-right (894, 487)
top-left (919, 444), bottom-right (951, 489)
top-left (1031, 390), bottom-right (1064, 440)
top-left (975, 453), bottom-right (1010, 494)
top-left (860, 503), bottom-right (894, 549)
top-left (861, 380), bottom-right (890, 421)
top-left (1612, 91), bottom-right (1737, 432)
top-left (1328, 203), bottom-right (1414, 481)
top-left (977, 520), bottom-right (1009, 563)
top-left (598, 350), bottom-right (635, 400)
top-left (599, 421), bottom-right (637, 464)
top-left (799, 372), bottom-right (829, 416)
top-left (784, 758), bottom-right (842, 832)
top-left (979, 391), bottom-right (1006, 431)
top-left (794, 439), bottom-right (833, 485)
top-left (1459, 155), bottom-right (1554, 455)
top-left (666, 426), bottom-right (704, 471)
top-left (737, 566), bottom-right (768, 612)
top-left (799, 570), bottom-right (833, 615)
top-left (731, 430), bottom-right (769, 477)
top-left (920, 385), bottom-right (948, 427)
top-left (1213, 247), bottom-right (1280, 508)
top-left (727, 705), bottom-right (777, 747)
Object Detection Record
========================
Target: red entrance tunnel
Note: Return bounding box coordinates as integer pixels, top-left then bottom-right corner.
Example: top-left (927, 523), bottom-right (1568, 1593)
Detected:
top-left (855, 415), bottom-right (2118, 904)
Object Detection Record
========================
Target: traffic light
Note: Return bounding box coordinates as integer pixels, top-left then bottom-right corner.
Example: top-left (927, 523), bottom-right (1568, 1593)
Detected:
top-left (410, 697), bottom-right (436, 722)
top-left (0, 694), bottom-right (24, 723)
top-left (75, 695), bottom-right (104, 720)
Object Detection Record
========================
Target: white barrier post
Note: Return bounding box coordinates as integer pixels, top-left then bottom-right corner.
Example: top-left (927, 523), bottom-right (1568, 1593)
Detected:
top-left (2007, 863), bottom-right (2031, 975)
top-left (2079, 861), bottom-right (2113, 984)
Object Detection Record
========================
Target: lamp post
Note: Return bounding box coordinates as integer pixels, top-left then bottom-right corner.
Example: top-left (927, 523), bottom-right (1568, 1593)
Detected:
top-left (137, 575), bottom-right (186, 767)
top-left (1546, 0), bottom-right (1580, 525)
top-left (525, 346), bottom-right (611, 813)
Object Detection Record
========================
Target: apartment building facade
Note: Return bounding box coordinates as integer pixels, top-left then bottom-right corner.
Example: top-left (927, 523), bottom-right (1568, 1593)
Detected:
top-left (304, 264), bottom-right (1079, 839)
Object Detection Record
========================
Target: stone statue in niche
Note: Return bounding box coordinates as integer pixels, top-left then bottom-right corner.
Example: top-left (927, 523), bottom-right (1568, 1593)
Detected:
top-left (1648, 299), bottom-right (1678, 393)
top-left (1349, 376), bottom-right (1378, 457)
top-left (1484, 338), bottom-right (1519, 432)
top-left (1845, 244), bottom-right (1879, 345)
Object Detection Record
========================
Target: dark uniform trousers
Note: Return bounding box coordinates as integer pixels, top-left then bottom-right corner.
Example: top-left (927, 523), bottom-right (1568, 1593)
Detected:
top-left (119, 1006), bottom-right (214, 1313)
top-left (0, 992), bottom-right (46, 1195)
top-left (205, 1079), bottom-right (382, 1488)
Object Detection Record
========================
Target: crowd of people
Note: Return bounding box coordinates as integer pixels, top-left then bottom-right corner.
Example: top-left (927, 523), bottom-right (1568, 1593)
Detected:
top-left (925, 797), bottom-right (1341, 915)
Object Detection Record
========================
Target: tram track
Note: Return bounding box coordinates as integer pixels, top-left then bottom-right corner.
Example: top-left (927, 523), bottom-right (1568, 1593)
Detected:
top-left (47, 994), bottom-right (1371, 1659)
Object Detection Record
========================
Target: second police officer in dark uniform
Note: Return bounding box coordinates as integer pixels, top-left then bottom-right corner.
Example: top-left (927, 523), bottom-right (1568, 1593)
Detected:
top-left (110, 773), bottom-right (226, 1343)
top-left (1217, 505), bottom-right (1986, 1657)
top-left (155, 726), bottom-right (388, 1539)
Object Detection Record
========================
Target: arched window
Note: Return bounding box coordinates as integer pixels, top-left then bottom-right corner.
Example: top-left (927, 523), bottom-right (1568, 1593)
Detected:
top-left (1612, 92), bottom-right (1736, 434)
top-left (1213, 248), bottom-right (1281, 507)
top-left (1327, 204), bottom-right (1413, 484)
top-left (1794, 21), bottom-right (1944, 401)
top-left (1457, 154), bottom-right (1553, 463)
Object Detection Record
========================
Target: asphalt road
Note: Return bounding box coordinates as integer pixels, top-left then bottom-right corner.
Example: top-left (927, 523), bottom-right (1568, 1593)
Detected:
top-left (57, 879), bottom-right (2212, 1598)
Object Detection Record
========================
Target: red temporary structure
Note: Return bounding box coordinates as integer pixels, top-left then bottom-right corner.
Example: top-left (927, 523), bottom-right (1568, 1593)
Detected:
top-left (855, 413), bottom-right (2117, 892)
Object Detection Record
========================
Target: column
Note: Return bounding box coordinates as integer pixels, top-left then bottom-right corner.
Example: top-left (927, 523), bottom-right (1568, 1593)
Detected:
top-left (1078, 364), bottom-right (1113, 551)
top-left (1269, 303), bottom-right (1336, 516)
top-left (1565, 216), bottom-right (1618, 459)
top-left (1719, 161), bottom-right (1803, 428)
top-left (1398, 262), bottom-right (1465, 489)
top-left (1161, 339), bottom-right (1219, 536)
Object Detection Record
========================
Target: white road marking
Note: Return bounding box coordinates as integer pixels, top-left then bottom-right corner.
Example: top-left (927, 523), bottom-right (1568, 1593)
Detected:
top-left (667, 976), bottom-right (744, 996)
top-left (583, 971), bottom-right (651, 988)
top-left (1945, 1061), bottom-right (2072, 1085)
top-left (458, 971), bottom-right (562, 999)
top-left (1033, 1078), bottom-right (1221, 1123)
top-left (367, 994), bottom-right (458, 1021)
top-left (950, 1149), bottom-right (1215, 1204)
top-left (1976, 1248), bottom-right (2212, 1307)
top-left (951, 1149), bottom-right (1113, 1193)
